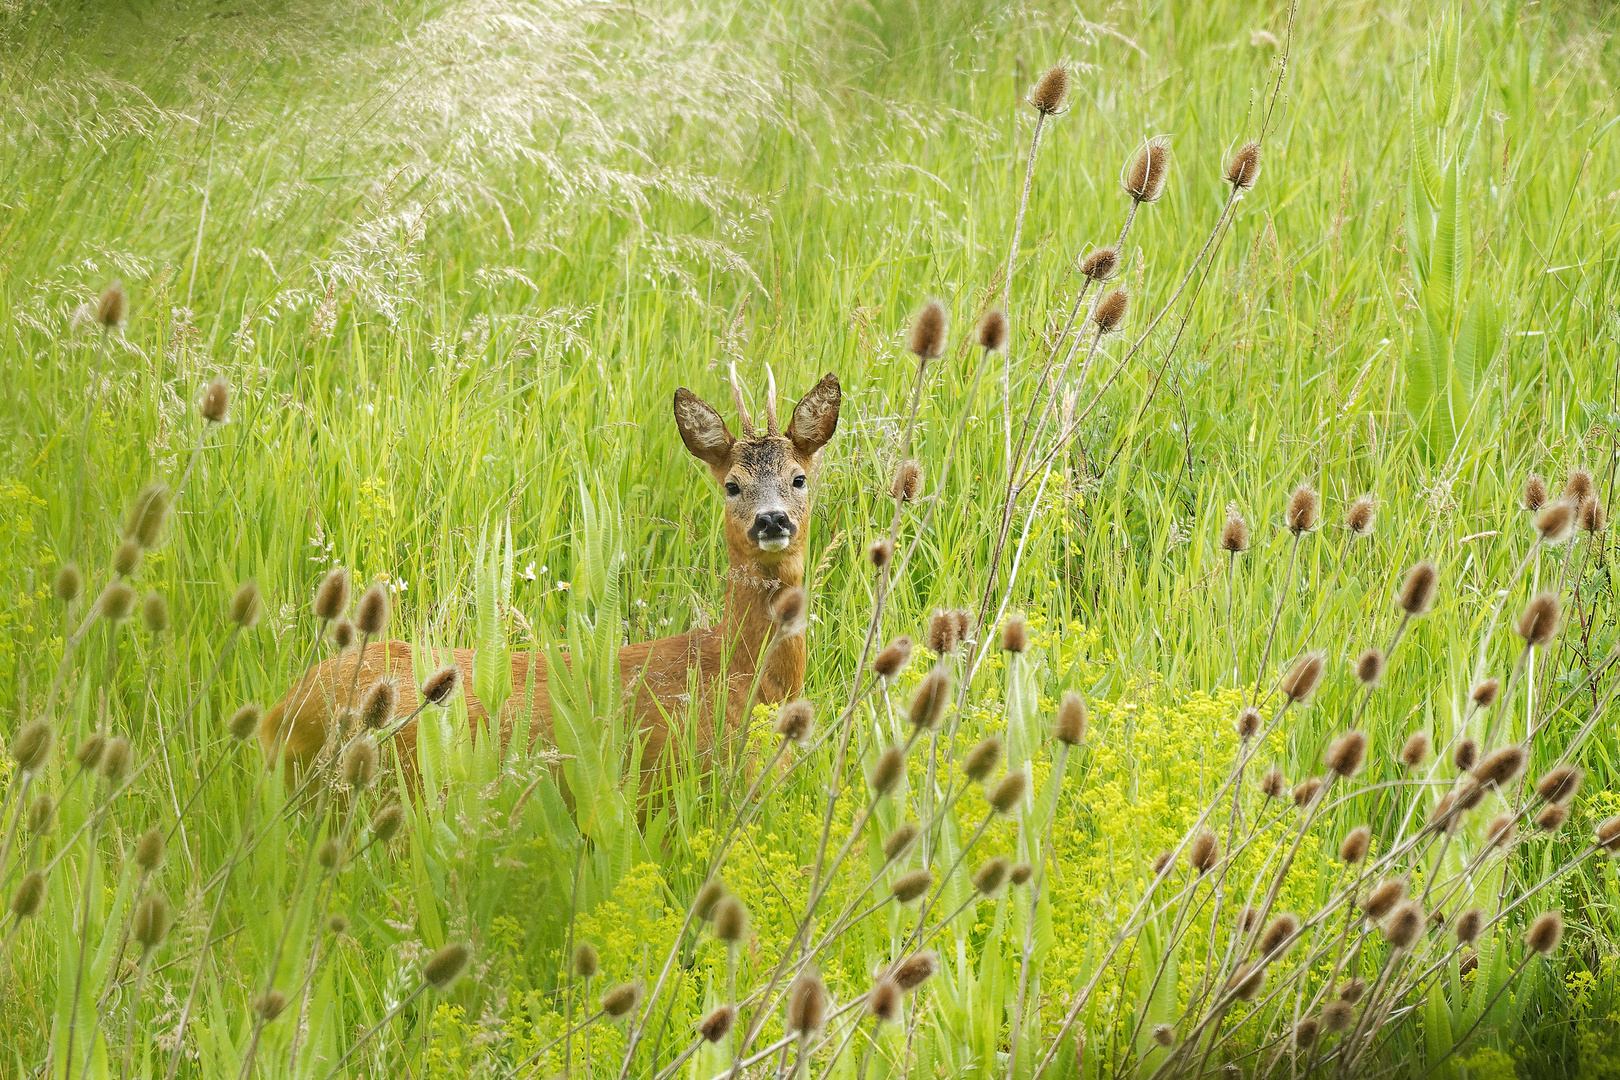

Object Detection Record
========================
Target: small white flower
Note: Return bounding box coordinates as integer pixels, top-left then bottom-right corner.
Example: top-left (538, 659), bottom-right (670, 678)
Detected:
top-left (520, 562), bottom-right (536, 581)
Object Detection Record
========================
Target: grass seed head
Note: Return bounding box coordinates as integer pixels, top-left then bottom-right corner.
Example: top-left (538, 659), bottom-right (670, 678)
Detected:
top-left (699, 1004), bottom-right (736, 1042)
top-left (874, 636), bottom-right (913, 681)
top-left (977, 308), bottom-right (1009, 352)
top-left (355, 583), bottom-right (390, 637)
top-left (771, 586), bottom-right (806, 628)
top-left (370, 803), bottom-right (405, 844)
top-left (113, 540), bottom-right (141, 577)
top-left (1225, 140), bottom-right (1261, 190)
top-left (53, 562), bottom-right (82, 603)
top-left (254, 990), bottom-right (288, 1021)
top-left (1396, 560), bottom-right (1438, 615)
top-left (1080, 246), bottom-right (1119, 282)
top-left (1346, 495), bottom-right (1376, 536)
top-left (891, 869), bottom-right (932, 904)
top-left (963, 737), bottom-right (1003, 784)
top-left (342, 738), bottom-right (380, 789)
top-left (12, 720), bottom-right (54, 774)
top-left (1280, 651), bottom-right (1325, 704)
top-left (1537, 765), bottom-right (1582, 805)
top-left (100, 736), bottom-right (132, 785)
top-left (133, 893), bottom-right (172, 951)
top-left (1474, 745), bottom-right (1527, 789)
top-left (973, 857), bottom-right (1011, 895)
top-left (870, 745), bottom-right (907, 796)
top-left (1285, 484), bottom-right (1320, 534)
top-left (125, 485), bottom-right (171, 549)
top-left (1516, 592), bottom-right (1560, 646)
top-left (1452, 738), bottom-right (1479, 771)
top-left (1462, 949), bottom-right (1481, 975)
top-left (141, 592), bottom-right (169, 634)
top-left (423, 942), bottom-right (472, 992)
top-left (229, 582), bottom-right (262, 629)
top-left (27, 794), bottom-right (54, 835)
top-left (1055, 691), bottom-right (1089, 745)
top-left (1526, 911), bottom-right (1563, 955)
top-left (786, 973), bottom-right (827, 1034)
top-left (318, 838), bottom-right (344, 870)
top-left (1092, 288), bottom-right (1128, 334)
top-left (135, 826), bottom-right (166, 872)
top-left (332, 618), bottom-right (356, 650)
top-left (883, 822), bottom-right (920, 862)
top-left (314, 568), bottom-right (351, 621)
top-left (869, 980), bottom-right (902, 1023)
top-left (714, 896), bottom-right (748, 943)
top-left (693, 879), bottom-right (727, 921)
top-left (891, 952), bottom-right (937, 990)
top-left (1260, 766), bottom-right (1286, 799)
top-left (1535, 501), bottom-right (1574, 544)
top-left (1220, 513), bottom-right (1250, 553)
top-left (423, 665), bottom-right (460, 705)
top-left (96, 281), bottom-right (127, 329)
top-left (1535, 803), bottom-right (1569, 833)
top-left (1029, 65), bottom-right (1069, 114)
top-left (11, 871), bottom-right (45, 919)
top-left (774, 700), bottom-right (815, 745)
top-left (1339, 825), bottom-right (1371, 865)
top-left (1383, 901), bottom-right (1424, 949)
top-left (1524, 474), bottom-right (1547, 511)
top-left (1355, 648), bottom-right (1385, 686)
top-left (1188, 830), bottom-right (1220, 875)
top-left (1124, 137), bottom-right (1170, 203)
top-left (329, 914), bottom-right (350, 935)
top-left (908, 665), bottom-right (951, 730)
top-left (1325, 730), bottom-right (1367, 777)
top-left (1363, 879), bottom-right (1406, 919)
top-left (200, 376), bottom-right (230, 424)
top-left (907, 300), bottom-right (947, 361)
top-left (1000, 615), bottom-right (1029, 654)
top-left (1400, 732), bottom-right (1430, 767)
top-left (98, 581), bottom-right (137, 622)
top-left (1454, 908), bottom-right (1484, 945)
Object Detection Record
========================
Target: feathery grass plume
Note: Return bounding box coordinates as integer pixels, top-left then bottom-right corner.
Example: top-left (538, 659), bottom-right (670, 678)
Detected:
top-left (1396, 560), bottom-right (1438, 615)
top-left (361, 680), bottom-right (397, 731)
top-left (1080, 246), bottom-right (1119, 282)
top-left (11, 720), bottom-right (53, 774)
top-left (1285, 484), bottom-right (1320, 534)
top-left (133, 894), bottom-right (172, 951)
top-left (771, 586), bottom-right (806, 628)
top-left (141, 592), bottom-right (169, 634)
top-left (332, 619), bottom-right (356, 650)
top-left (1092, 288), bottom-right (1129, 334)
top-left (714, 896), bottom-right (748, 943)
top-left (1339, 979), bottom-right (1368, 1004)
top-left (199, 375), bottom-right (230, 424)
top-left (908, 665), bottom-right (951, 730)
top-left (602, 981), bottom-right (643, 1020)
top-left (883, 823), bottom-right (920, 862)
top-left (1363, 879), bottom-right (1406, 919)
top-left (868, 539), bottom-right (892, 568)
top-left (891, 952), bottom-right (937, 991)
top-left (11, 870), bottom-right (45, 919)
top-left (254, 990), bottom-right (289, 1021)
top-left (907, 300), bottom-right (947, 360)
top-left (1526, 911), bottom-right (1564, 954)
top-left (1452, 738), bottom-right (1479, 771)
top-left (573, 942), bottom-right (599, 979)
top-left (125, 485), bottom-right (171, 549)
top-left (1524, 474), bottom-right (1548, 511)
top-left (1516, 592), bottom-right (1560, 646)
top-left (892, 869), bottom-right (932, 904)
top-left (1001, 615), bottom-right (1029, 654)
top-left (229, 582), bottom-right (262, 629)
top-left (973, 857), bottom-right (1011, 896)
top-left (76, 733), bottom-right (105, 770)
top-left (1124, 136), bottom-right (1170, 203)
top-left (1225, 139), bottom-right (1261, 190)
top-left (1383, 901), bottom-right (1424, 949)
top-left (1321, 1000), bottom-right (1355, 1033)
top-left (1187, 830), bottom-right (1220, 875)
top-left (424, 942), bottom-right (472, 992)
top-left (1259, 914), bottom-right (1299, 958)
top-left (1535, 501), bottom-right (1574, 543)
top-left (27, 794), bottom-right (54, 835)
top-left (870, 746), bottom-right (906, 796)
top-left (101, 736), bottom-right (132, 784)
top-left (1325, 731), bottom-right (1367, 778)
top-left (1152, 852), bottom-right (1174, 875)
top-left (962, 737), bottom-right (1003, 784)
top-left (786, 973), bottom-right (827, 1034)
top-left (228, 703), bottom-right (262, 742)
top-left (355, 582), bottom-right (390, 637)
top-left (1400, 732), bottom-right (1430, 767)
top-left (318, 838), bottom-right (344, 870)
top-left (874, 636), bottom-right (913, 682)
top-left (314, 568), bottom-right (351, 621)
top-left (342, 738), bottom-right (380, 789)
top-left (96, 281), bottom-right (127, 329)
top-left (1535, 804), bottom-right (1569, 833)
top-left (892, 460), bottom-right (923, 503)
top-left (1537, 765), bottom-right (1582, 805)
top-left (1454, 909), bottom-right (1484, 946)
top-left (1220, 513), bottom-right (1250, 553)
top-left (774, 700), bottom-right (814, 745)
top-left (1028, 65), bottom-right (1069, 114)
top-left (422, 665), bottom-right (460, 705)
top-left (1581, 498), bottom-right (1606, 533)
top-left (135, 827), bottom-right (166, 872)
top-left (699, 1004), bottom-right (736, 1042)
top-left (1054, 691), bottom-right (1088, 745)
top-left (1294, 1019), bottom-right (1320, 1047)
top-left (53, 562), bottom-right (82, 603)
top-left (1470, 679), bottom-right (1500, 708)
top-left (693, 879), bottom-right (727, 921)
top-left (1009, 862), bottom-right (1034, 886)
top-left (1228, 962), bottom-right (1265, 1002)
top-left (1485, 814), bottom-right (1516, 850)
top-left (869, 980), bottom-right (901, 1024)
top-left (988, 769), bottom-right (1028, 814)
top-left (1235, 707), bottom-right (1262, 740)
top-left (1152, 1024), bottom-right (1175, 1048)
top-left (370, 804), bottom-right (405, 844)
top-left (1474, 745), bottom-right (1528, 788)
top-left (1355, 648), bottom-right (1385, 686)
top-left (113, 540), bottom-right (141, 577)
top-left (98, 581), bottom-right (137, 622)
top-left (1281, 651), bottom-right (1326, 704)
top-left (977, 308), bottom-right (1009, 352)
top-left (1339, 826), bottom-right (1371, 865)
top-left (1346, 495), bottom-right (1376, 536)
top-left (1565, 468), bottom-right (1594, 506)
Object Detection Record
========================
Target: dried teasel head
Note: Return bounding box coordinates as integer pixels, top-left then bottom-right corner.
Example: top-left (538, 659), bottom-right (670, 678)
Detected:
top-left (714, 896), bottom-right (748, 944)
top-left (1536, 764), bottom-right (1583, 805)
top-left (1599, 815), bottom-right (1620, 854)
top-left (602, 981), bottom-right (643, 1019)
top-left (1535, 803), bottom-right (1569, 833)
top-left (786, 973), bottom-right (827, 1034)
top-left (133, 893), bottom-right (172, 951)
top-left (97, 281), bottom-right (128, 329)
top-left (1338, 825), bottom-right (1371, 865)
top-left (341, 738), bottom-right (380, 789)
top-left (135, 827), bottom-right (166, 873)
top-left (1259, 766), bottom-right (1286, 800)
top-left (1355, 648), bottom-right (1385, 686)
top-left (1324, 730), bottom-right (1367, 778)
top-left (1525, 911), bottom-right (1563, 955)
top-left (228, 703), bottom-right (262, 742)
top-left (1383, 901), bottom-right (1424, 949)
top-left (891, 952), bottom-right (937, 991)
top-left (1473, 745), bottom-right (1527, 789)
top-left (10, 871), bottom-right (45, 919)
top-left (11, 720), bottom-right (53, 775)
top-left (1080, 246), bottom-right (1119, 282)
top-left (354, 583), bottom-right (390, 637)
top-left (1470, 679), bottom-right (1499, 709)
top-left (254, 990), bottom-right (288, 1022)
top-left (893, 460), bottom-right (924, 503)
top-left (883, 823), bottom-right (919, 862)
top-left (1225, 140), bottom-right (1261, 191)
top-left (331, 618), bottom-right (356, 650)
top-left (76, 733), bottom-right (105, 770)
top-left (53, 562), bottom-right (82, 604)
top-left (699, 1004), bottom-right (736, 1042)
top-left (141, 592), bottom-right (169, 634)
top-left (1523, 474), bottom-right (1548, 511)
top-left (423, 942), bottom-right (472, 992)
top-left (1280, 651), bottom-right (1325, 704)
top-left (113, 540), bottom-right (141, 577)
top-left (1227, 962), bottom-right (1265, 1002)
top-left (925, 609), bottom-right (962, 654)
top-left (1454, 908), bottom-right (1484, 946)
top-left (1565, 468), bottom-right (1594, 507)
top-left (873, 636), bottom-right (913, 682)
top-left (1152, 851), bottom-right (1174, 876)
top-left (1220, 513), bottom-right (1250, 553)
top-left (907, 300), bottom-right (947, 361)
top-left (1235, 707), bottom-right (1262, 741)
top-left (422, 665), bottom-right (460, 706)
top-left (868, 980), bottom-right (901, 1024)
top-left (1362, 879), bottom-right (1406, 920)
top-left (573, 942), bottom-right (598, 978)
top-left (1236, 906), bottom-right (1260, 933)
top-left (867, 538), bottom-right (892, 569)
top-left (229, 582), bottom-right (262, 629)
top-left (1152, 1024), bottom-right (1175, 1048)
top-left (962, 737), bottom-right (1003, 784)
top-left (1187, 830), bottom-right (1220, 875)
top-left (1285, 484), bottom-right (1320, 534)
top-left (1581, 497), bottom-right (1606, 534)
top-left (1345, 495), bottom-right (1376, 537)
top-left (771, 587), bottom-right (807, 630)
top-left (1535, 501), bottom-right (1574, 544)
top-left (1485, 814), bottom-right (1516, 850)
top-left (1338, 978), bottom-right (1367, 1004)
top-left (1009, 862), bottom-right (1034, 886)
top-left (1054, 691), bottom-right (1088, 746)
top-left (370, 804), bottom-right (406, 844)
top-left (1124, 136), bottom-right (1170, 203)
top-left (1396, 560), bottom-right (1439, 616)
top-left (314, 568), bottom-right (351, 622)
top-left (1292, 776), bottom-right (1323, 808)
top-left (1515, 592), bottom-right (1560, 646)
top-left (100, 736), bottom-right (133, 786)
top-left (27, 794), bottom-right (54, 836)
top-left (1028, 65), bottom-right (1069, 114)
top-left (1294, 1018), bottom-right (1320, 1047)
top-left (775, 700), bottom-right (815, 746)
top-left (361, 679), bottom-right (397, 732)
top-left (200, 376), bottom-right (230, 424)
top-left (977, 309), bottom-right (1009, 353)
top-left (1400, 732), bottom-right (1430, 768)
top-left (891, 868), bottom-right (932, 904)
top-left (973, 857), bottom-right (1011, 896)
top-left (98, 581), bottom-right (137, 623)
top-left (908, 665), bottom-right (951, 730)
top-left (124, 485), bottom-right (171, 550)
top-left (1000, 615), bottom-right (1029, 654)
top-left (1321, 999), bottom-right (1354, 1033)
top-left (870, 746), bottom-right (907, 796)
top-left (1428, 793), bottom-right (1463, 834)
top-left (1452, 738), bottom-right (1479, 772)
top-left (1259, 914), bottom-right (1299, 959)
top-left (1092, 288), bottom-right (1128, 334)
top-left (693, 878), bottom-right (727, 921)
top-left (988, 769), bottom-right (1028, 814)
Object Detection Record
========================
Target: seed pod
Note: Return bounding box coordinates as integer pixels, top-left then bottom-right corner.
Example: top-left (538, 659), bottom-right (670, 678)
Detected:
top-left (1187, 831), bottom-right (1220, 875)
top-left (342, 738), bottom-right (380, 789)
top-left (769, 700), bottom-right (814, 747)
top-left (1124, 137), bottom-right (1170, 203)
top-left (883, 823), bottom-right (919, 863)
top-left (1224, 140), bottom-right (1261, 190)
top-left (1009, 862), bottom-right (1034, 886)
top-left (1080, 246), bottom-right (1119, 282)
top-left (200, 375), bottom-right (230, 423)
top-left (973, 857), bottom-right (1010, 896)
top-left (869, 746), bottom-right (906, 796)
top-left (908, 665), bottom-right (951, 730)
top-left (1227, 962), bottom-right (1264, 1002)
top-left (977, 309), bottom-right (1009, 353)
top-left (228, 703), bottom-right (262, 742)
top-left (354, 583), bottom-right (390, 637)
top-left (988, 770), bottom-right (1028, 815)
top-left (1362, 879), bottom-right (1406, 920)
top-left (54, 562), bottom-right (83, 603)
top-left (699, 1004), bottom-right (736, 1042)
top-left (1524, 474), bottom-right (1548, 511)
top-left (96, 280), bottom-right (128, 328)
top-left (1321, 999), bottom-right (1354, 1032)
top-left (1396, 560), bottom-right (1438, 615)
top-left (423, 942), bottom-right (472, 992)
top-left (1597, 816), bottom-right (1620, 853)
top-left (1054, 692), bottom-right (1088, 745)
top-left (772, 587), bottom-right (806, 628)
top-left (361, 680), bottom-right (397, 732)
top-left (1001, 616), bottom-right (1029, 654)
top-left (1470, 679), bottom-right (1499, 709)
top-left (1516, 593), bottom-right (1560, 646)
top-left (98, 581), bottom-right (137, 622)
top-left (318, 838), bottom-right (344, 870)
top-left (1292, 776), bottom-right (1322, 808)
top-left (1565, 469), bottom-right (1594, 506)
top-left (125, 485), bottom-right (171, 549)
top-left (1325, 731), bottom-right (1367, 778)
top-left (1428, 793), bottom-right (1462, 834)
top-left (314, 569), bottom-right (351, 621)
top-left (1400, 733), bottom-right (1430, 768)
top-left (1581, 499), bottom-right (1606, 534)
top-left (962, 737), bottom-right (1003, 784)
top-left (1485, 814), bottom-right (1516, 850)
top-left (868, 980), bottom-right (901, 1023)
top-left (1235, 707), bottom-right (1262, 740)
top-left (422, 665), bottom-right (460, 705)
top-left (1028, 65), bottom-right (1069, 114)
top-left (1355, 648), bottom-right (1385, 686)
top-left (135, 827), bottom-right (166, 872)
top-left (868, 539), bottom-right (892, 568)
top-left (1280, 652), bottom-right (1325, 704)
top-left (100, 736), bottom-right (132, 786)
top-left (1339, 826), bottom-right (1371, 865)
top-left (133, 893), bottom-right (172, 951)
top-left (113, 540), bottom-right (141, 578)
top-left (141, 592), bottom-right (169, 634)
top-left (370, 803), bottom-right (406, 844)
top-left (1473, 745), bottom-right (1527, 788)
top-left (891, 869), bottom-right (932, 904)
top-left (1452, 739), bottom-right (1479, 772)
top-left (1383, 901), bottom-right (1424, 949)
top-left (1453, 908), bottom-right (1484, 946)
top-left (1259, 767), bottom-right (1286, 800)
top-left (873, 636), bottom-right (913, 681)
top-left (229, 582), bottom-right (262, 629)
top-left (332, 619), bottom-right (356, 649)
top-left (1152, 1024), bottom-right (1175, 1048)
top-left (690, 880), bottom-right (727, 922)
top-left (1339, 979), bottom-right (1367, 1004)
top-left (1237, 907), bottom-right (1260, 933)
top-left (1294, 1018), bottom-right (1320, 1047)
top-left (907, 300), bottom-right (947, 361)
top-left (27, 794), bottom-right (54, 835)
top-left (1220, 513), bottom-right (1250, 553)
top-left (786, 973), bottom-right (827, 1034)
top-left (1260, 914), bottom-right (1299, 959)
top-left (329, 914), bottom-right (350, 935)
top-left (1092, 288), bottom-right (1128, 334)
top-left (1525, 911), bottom-right (1563, 955)
top-left (893, 460), bottom-right (923, 503)
top-left (714, 896), bottom-right (748, 943)
top-left (890, 952), bottom-right (937, 991)
top-left (1536, 765), bottom-right (1582, 805)
top-left (925, 610), bottom-right (959, 654)
top-left (1535, 502), bottom-right (1574, 544)
top-left (11, 870), bottom-right (45, 919)
top-left (76, 733), bottom-right (106, 770)
top-left (1345, 496), bottom-right (1375, 536)
top-left (11, 720), bottom-right (53, 774)
top-left (255, 990), bottom-right (289, 1021)
top-left (1285, 484), bottom-right (1320, 534)
top-left (1455, 779), bottom-right (1487, 811)
top-left (1535, 803), bottom-right (1569, 833)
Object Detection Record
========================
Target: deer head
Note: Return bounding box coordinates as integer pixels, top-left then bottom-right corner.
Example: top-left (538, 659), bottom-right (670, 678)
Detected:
top-left (673, 371), bottom-right (841, 572)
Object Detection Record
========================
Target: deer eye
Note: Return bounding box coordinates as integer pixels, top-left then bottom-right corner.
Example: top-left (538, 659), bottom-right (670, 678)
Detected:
top-left (725, 481), bottom-right (741, 497)
top-left (792, 475), bottom-right (807, 489)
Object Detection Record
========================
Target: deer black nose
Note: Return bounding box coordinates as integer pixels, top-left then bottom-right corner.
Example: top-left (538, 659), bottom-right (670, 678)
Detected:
top-left (751, 510), bottom-right (794, 540)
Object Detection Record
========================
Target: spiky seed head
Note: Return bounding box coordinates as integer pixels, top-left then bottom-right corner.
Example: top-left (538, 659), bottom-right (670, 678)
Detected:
top-left (1524, 474), bottom-right (1548, 511)
top-left (229, 582), bottom-right (262, 629)
top-left (1259, 766), bottom-right (1286, 799)
top-left (98, 581), bottom-right (137, 622)
top-left (1338, 979), bottom-right (1367, 1004)
top-left (908, 665), bottom-right (951, 730)
top-left (1346, 495), bottom-right (1376, 536)
top-left (1321, 999), bottom-right (1354, 1032)
top-left (133, 893), bottom-right (172, 951)
top-left (1152, 1024), bottom-right (1175, 1048)
top-left (891, 869), bottom-right (933, 904)
top-left (1285, 484), bottom-right (1320, 534)
top-left (988, 769), bottom-right (1028, 815)
top-left (1399, 732), bottom-right (1430, 768)
top-left (1485, 814), bottom-right (1516, 850)
top-left (977, 309), bottom-right (1009, 352)
top-left (27, 794), bottom-right (54, 836)
top-left (228, 703), bottom-right (262, 742)
top-left (1124, 137), bottom-right (1170, 203)
top-left (200, 376), bottom-right (230, 424)
top-left (360, 680), bottom-right (397, 732)
top-left (1455, 779), bottom-right (1488, 811)
top-left (314, 569), bottom-right (351, 621)
top-left (699, 1004), bottom-right (736, 1042)
top-left (907, 300), bottom-right (947, 361)
top-left (714, 896), bottom-right (748, 943)
top-left (329, 914), bottom-right (350, 935)
top-left (342, 738), bottom-right (380, 789)
top-left (774, 700), bottom-right (815, 746)
top-left (370, 803), bottom-right (406, 843)
top-left (1225, 140), bottom-right (1261, 190)
top-left (254, 990), bottom-right (288, 1021)
top-left (1536, 765), bottom-right (1582, 805)
top-left (1526, 911), bottom-right (1563, 955)
top-left (1292, 776), bottom-right (1322, 808)
top-left (11, 870), bottom-right (45, 919)
top-left (1235, 707), bottom-right (1262, 740)
top-left (423, 942), bottom-right (472, 992)
top-left (1280, 651), bottom-right (1325, 704)
top-left (1152, 851), bottom-right (1174, 875)
top-left (893, 460), bottom-right (923, 503)
top-left (354, 583), bottom-right (390, 637)
top-left (113, 540), bottom-right (142, 577)
top-left (870, 746), bottom-right (906, 796)
top-left (54, 562), bottom-right (82, 603)
top-left (1470, 679), bottom-right (1499, 709)
top-left (1237, 906), bottom-right (1260, 933)
top-left (689, 878), bottom-right (727, 920)
top-left (883, 823), bottom-right (919, 862)
top-left (100, 736), bottom-right (132, 785)
top-left (1383, 901), bottom-right (1424, 949)
top-left (75, 732), bottom-right (105, 770)
top-left (318, 838), bottom-right (344, 870)
top-left (925, 609), bottom-right (959, 654)
top-left (1428, 793), bottom-right (1461, 833)
top-left (1396, 561), bottom-right (1438, 615)
top-left (874, 636), bottom-right (913, 681)
top-left (1294, 1018), bottom-right (1320, 1047)
top-left (1260, 914), bottom-right (1299, 959)
top-left (1339, 826), bottom-right (1371, 865)
top-left (1535, 803), bottom-right (1569, 833)
top-left (1565, 468), bottom-right (1594, 506)
top-left (962, 737), bottom-right (1003, 784)
top-left (11, 720), bottom-right (53, 774)
top-left (1001, 616), bottom-right (1029, 654)
top-left (1535, 501), bottom-right (1574, 544)
top-left (1363, 879), bottom-right (1406, 919)
top-left (1597, 816), bottom-right (1620, 854)
top-left (1516, 592), bottom-right (1560, 646)
top-left (422, 665), bottom-right (460, 705)
top-left (135, 827), bottom-right (166, 872)
top-left (1580, 496), bottom-right (1606, 533)
top-left (332, 619), bottom-right (356, 649)
top-left (772, 587), bottom-right (806, 628)
top-left (1188, 830), bottom-right (1220, 875)
top-left (1054, 691), bottom-right (1089, 745)
top-left (1009, 862), bottom-right (1034, 886)
top-left (891, 952), bottom-right (937, 990)
top-left (1220, 513), bottom-right (1250, 553)
top-left (1355, 648), bottom-right (1385, 686)
top-left (868, 539), bottom-right (892, 568)
top-left (1452, 738), bottom-right (1479, 771)
top-left (1092, 288), bottom-right (1128, 334)
top-left (786, 973), bottom-right (827, 1034)
top-left (1474, 745), bottom-right (1528, 788)
top-left (1452, 908), bottom-right (1484, 947)
top-left (141, 592), bottom-right (170, 634)
top-left (96, 281), bottom-right (127, 328)
top-left (869, 980), bottom-right (902, 1023)
top-left (1080, 246), bottom-right (1119, 282)
top-left (1228, 962), bottom-right (1265, 1002)
top-left (1325, 731), bottom-right (1367, 777)
top-left (1029, 65), bottom-right (1068, 114)
top-left (125, 485), bottom-right (171, 549)
top-left (973, 857), bottom-right (1011, 896)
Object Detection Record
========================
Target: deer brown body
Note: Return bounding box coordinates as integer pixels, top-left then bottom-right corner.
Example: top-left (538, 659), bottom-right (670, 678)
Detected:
top-left (261, 373), bottom-right (841, 783)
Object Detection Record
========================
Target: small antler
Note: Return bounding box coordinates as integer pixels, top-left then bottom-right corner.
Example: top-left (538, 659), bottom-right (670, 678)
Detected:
top-left (727, 360), bottom-right (756, 437)
top-left (763, 363), bottom-right (779, 435)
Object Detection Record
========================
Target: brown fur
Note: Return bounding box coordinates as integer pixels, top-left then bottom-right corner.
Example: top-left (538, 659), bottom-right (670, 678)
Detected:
top-left (262, 374), bottom-right (841, 786)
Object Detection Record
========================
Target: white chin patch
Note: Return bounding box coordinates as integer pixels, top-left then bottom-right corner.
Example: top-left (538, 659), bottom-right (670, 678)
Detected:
top-left (757, 536), bottom-right (791, 553)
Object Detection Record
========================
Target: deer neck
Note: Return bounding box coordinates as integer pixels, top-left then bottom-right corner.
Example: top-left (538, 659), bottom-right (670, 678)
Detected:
top-left (719, 546), bottom-right (806, 702)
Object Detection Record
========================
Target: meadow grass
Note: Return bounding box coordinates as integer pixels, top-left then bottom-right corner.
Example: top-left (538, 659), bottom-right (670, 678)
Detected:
top-left (2, 0), bottom-right (1620, 1075)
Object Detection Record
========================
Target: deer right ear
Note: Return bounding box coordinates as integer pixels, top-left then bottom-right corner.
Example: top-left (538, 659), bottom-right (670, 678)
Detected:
top-left (673, 388), bottom-right (735, 473)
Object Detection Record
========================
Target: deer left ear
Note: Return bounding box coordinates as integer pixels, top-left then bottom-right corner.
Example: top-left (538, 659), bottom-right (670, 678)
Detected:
top-left (787, 373), bottom-right (841, 457)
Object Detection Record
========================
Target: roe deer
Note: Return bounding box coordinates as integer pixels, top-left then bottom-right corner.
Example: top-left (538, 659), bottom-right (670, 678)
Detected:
top-left (261, 370), bottom-right (842, 785)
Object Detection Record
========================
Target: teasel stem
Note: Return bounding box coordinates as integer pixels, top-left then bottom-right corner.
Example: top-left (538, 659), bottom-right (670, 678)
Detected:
top-left (62, 783), bottom-right (109, 1080)
top-left (561, 837), bottom-right (588, 1080)
top-left (510, 1007), bottom-right (610, 1078)
top-left (1000, 110), bottom-right (1050, 479)
top-left (1005, 742), bottom-right (1070, 1078)
top-left (319, 982), bottom-right (430, 1080)
top-left (118, 946), bottom-right (155, 1080)
top-left (1249, 531), bottom-right (1303, 708)
top-left (286, 792), bottom-right (366, 1072)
